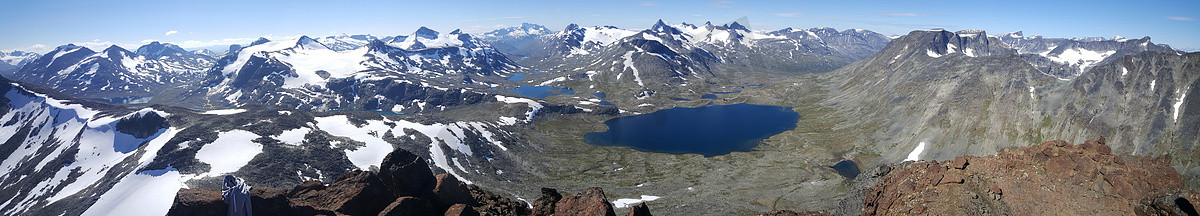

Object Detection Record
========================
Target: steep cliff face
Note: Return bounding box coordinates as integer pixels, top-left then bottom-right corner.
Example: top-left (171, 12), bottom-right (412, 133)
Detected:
top-left (857, 139), bottom-right (1194, 215)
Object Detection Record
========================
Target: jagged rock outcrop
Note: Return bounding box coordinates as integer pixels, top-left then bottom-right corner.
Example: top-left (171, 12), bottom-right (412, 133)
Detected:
top-left (626, 203), bottom-right (653, 216)
top-left (860, 139), bottom-right (1194, 215)
top-left (531, 188), bottom-right (563, 216)
top-left (553, 187), bottom-right (617, 216)
top-left (435, 174), bottom-right (478, 207)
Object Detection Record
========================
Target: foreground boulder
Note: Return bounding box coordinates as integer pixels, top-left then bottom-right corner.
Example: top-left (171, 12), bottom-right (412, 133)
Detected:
top-left (286, 170), bottom-right (396, 215)
top-left (860, 139), bottom-right (1195, 215)
top-left (554, 187), bottom-right (617, 216)
top-left (531, 188), bottom-right (563, 216)
top-left (378, 196), bottom-right (434, 216)
top-left (378, 148), bottom-right (438, 198)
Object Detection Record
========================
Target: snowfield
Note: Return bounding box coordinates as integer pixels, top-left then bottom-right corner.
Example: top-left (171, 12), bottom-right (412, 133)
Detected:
top-left (193, 130), bottom-right (263, 178)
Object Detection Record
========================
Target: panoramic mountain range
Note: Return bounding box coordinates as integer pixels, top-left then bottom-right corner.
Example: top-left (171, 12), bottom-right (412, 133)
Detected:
top-left (0, 19), bottom-right (1196, 215)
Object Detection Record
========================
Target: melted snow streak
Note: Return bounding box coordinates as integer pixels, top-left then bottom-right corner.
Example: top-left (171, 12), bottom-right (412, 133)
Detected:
top-left (904, 142), bottom-right (926, 162)
top-left (0, 83), bottom-right (177, 215)
top-left (1175, 90), bottom-right (1188, 123)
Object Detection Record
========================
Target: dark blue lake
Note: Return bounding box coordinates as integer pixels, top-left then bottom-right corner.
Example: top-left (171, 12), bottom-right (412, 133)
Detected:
top-left (831, 160), bottom-right (860, 178)
top-left (583, 103), bottom-right (800, 157)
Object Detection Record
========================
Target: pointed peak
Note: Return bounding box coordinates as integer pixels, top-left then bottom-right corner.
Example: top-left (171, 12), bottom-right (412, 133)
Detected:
top-left (725, 22), bottom-right (749, 31)
top-left (103, 45), bottom-right (128, 52)
top-left (297, 35), bottom-right (315, 42)
top-left (650, 19), bottom-right (676, 33)
top-left (704, 21), bottom-right (713, 26)
top-left (250, 37), bottom-right (271, 46)
top-left (414, 26), bottom-right (439, 39)
top-left (565, 23), bottom-right (580, 31)
top-left (294, 35), bottom-right (328, 50)
top-left (449, 29), bottom-right (463, 35)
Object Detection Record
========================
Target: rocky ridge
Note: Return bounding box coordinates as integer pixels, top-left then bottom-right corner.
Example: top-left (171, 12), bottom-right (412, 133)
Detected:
top-left (168, 148), bottom-right (655, 216)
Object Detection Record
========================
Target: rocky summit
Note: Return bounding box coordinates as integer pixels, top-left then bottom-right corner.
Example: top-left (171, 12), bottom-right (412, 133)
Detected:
top-left (167, 148), bottom-right (653, 216)
top-left (856, 139), bottom-right (1193, 215)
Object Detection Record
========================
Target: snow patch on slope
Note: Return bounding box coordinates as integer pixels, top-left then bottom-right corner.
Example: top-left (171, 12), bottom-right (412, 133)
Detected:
top-left (274, 127), bottom-right (311, 146)
top-left (193, 130), bottom-right (263, 178)
top-left (81, 170), bottom-right (183, 216)
top-left (1044, 48), bottom-right (1116, 73)
top-left (612, 195), bottom-right (661, 208)
top-left (904, 142), bottom-right (926, 162)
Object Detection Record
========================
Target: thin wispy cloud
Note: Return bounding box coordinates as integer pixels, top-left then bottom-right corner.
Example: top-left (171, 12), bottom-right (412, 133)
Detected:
top-left (164, 30), bottom-right (179, 36)
top-left (636, 1), bottom-right (657, 6)
top-left (708, 1), bottom-right (733, 8)
top-left (1166, 16), bottom-right (1195, 21)
top-left (874, 13), bottom-right (934, 17)
top-left (774, 12), bottom-right (804, 17)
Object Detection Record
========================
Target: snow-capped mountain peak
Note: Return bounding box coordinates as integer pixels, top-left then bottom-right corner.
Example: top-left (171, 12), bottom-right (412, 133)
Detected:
top-left (414, 26), bottom-right (440, 40)
top-left (249, 37), bottom-right (271, 46)
top-left (293, 35), bottom-right (330, 50)
top-left (135, 42), bottom-right (189, 59)
top-left (390, 27), bottom-right (477, 50)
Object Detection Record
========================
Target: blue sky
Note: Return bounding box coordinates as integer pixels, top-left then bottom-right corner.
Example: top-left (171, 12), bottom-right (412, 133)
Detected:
top-left (2, 0), bottom-right (1198, 52)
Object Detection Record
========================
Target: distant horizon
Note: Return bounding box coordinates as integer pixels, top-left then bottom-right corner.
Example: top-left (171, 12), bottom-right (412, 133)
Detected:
top-left (5, 22), bottom-right (1193, 54)
top-left (3, 0), bottom-right (1197, 53)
